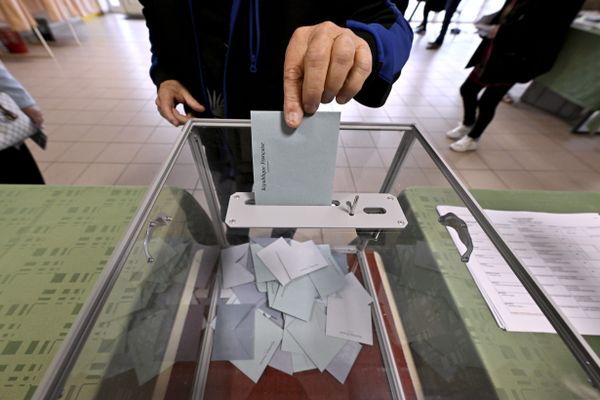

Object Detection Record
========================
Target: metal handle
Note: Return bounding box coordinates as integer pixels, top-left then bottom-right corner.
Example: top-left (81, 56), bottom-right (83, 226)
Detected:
top-left (439, 212), bottom-right (473, 262)
top-left (143, 214), bottom-right (172, 263)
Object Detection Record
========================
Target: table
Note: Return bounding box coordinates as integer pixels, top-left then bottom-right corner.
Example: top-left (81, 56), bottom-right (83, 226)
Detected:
top-left (373, 187), bottom-right (600, 400)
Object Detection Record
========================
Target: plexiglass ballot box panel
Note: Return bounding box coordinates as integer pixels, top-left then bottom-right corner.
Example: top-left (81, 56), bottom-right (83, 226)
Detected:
top-left (35, 120), bottom-right (600, 400)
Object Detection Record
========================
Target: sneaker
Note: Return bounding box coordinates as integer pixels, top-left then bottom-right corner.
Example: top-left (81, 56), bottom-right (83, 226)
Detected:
top-left (446, 123), bottom-right (473, 139)
top-left (450, 136), bottom-right (478, 152)
top-left (426, 41), bottom-right (442, 50)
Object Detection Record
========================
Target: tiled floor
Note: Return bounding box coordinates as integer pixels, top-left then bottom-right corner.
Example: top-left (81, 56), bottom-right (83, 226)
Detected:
top-left (3, 14), bottom-right (599, 194)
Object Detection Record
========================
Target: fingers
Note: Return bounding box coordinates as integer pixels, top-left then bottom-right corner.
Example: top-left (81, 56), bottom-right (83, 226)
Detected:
top-left (336, 38), bottom-right (372, 104)
top-left (301, 25), bottom-right (337, 113)
top-left (156, 80), bottom-right (204, 127)
top-left (283, 22), bottom-right (373, 129)
top-left (322, 32), bottom-right (355, 104)
top-left (283, 28), bottom-right (308, 128)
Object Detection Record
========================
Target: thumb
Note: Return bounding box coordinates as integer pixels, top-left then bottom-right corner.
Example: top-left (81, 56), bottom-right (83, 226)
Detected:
top-left (283, 30), bottom-right (308, 129)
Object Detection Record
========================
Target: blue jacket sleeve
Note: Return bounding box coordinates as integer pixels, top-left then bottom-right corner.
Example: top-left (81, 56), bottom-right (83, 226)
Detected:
top-left (346, 0), bottom-right (413, 107)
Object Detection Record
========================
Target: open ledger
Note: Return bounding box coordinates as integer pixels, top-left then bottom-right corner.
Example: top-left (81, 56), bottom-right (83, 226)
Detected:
top-left (437, 205), bottom-right (600, 335)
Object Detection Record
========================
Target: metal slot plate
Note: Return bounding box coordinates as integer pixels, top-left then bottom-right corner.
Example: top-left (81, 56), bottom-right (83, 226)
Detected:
top-left (225, 192), bottom-right (408, 229)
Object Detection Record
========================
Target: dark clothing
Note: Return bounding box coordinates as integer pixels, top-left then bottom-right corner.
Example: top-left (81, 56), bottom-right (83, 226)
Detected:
top-left (425, 0), bottom-right (445, 13)
top-left (458, 0), bottom-right (582, 142)
top-left (460, 72), bottom-right (512, 139)
top-left (433, 0), bottom-right (461, 44)
top-left (140, 0), bottom-right (413, 118)
top-left (390, 0), bottom-right (409, 14)
top-left (0, 144), bottom-right (44, 184)
top-left (466, 0), bottom-right (583, 84)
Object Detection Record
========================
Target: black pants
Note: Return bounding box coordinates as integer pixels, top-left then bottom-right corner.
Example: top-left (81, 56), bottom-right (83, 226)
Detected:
top-left (0, 144), bottom-right (44, 184)
top-left (434, 0), bottom-right (461, 44)
top-left (460, 73), bottom-right (513, 139)
top-left (422, 0), bottom-right (461, 43)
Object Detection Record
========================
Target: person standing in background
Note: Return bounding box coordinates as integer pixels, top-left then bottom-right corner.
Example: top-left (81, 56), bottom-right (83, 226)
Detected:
top-left (413, 0), bottom-right (461, 49)
top-left (447, 0), bottom-right (584, 152)
top-left (426, 0), bottom-right (461, 49)
top-left (0, 64), bottom-right (45, 184)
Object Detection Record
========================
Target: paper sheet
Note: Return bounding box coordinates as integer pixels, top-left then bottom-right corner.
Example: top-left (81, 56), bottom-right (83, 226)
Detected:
top-left (257, 238), bottom-right (292, 286)
top-left (231, 310), bottom-right (283, 383)
top-left (438, 206), bottom-right (600, 334)
top-left (251, 111), bottom-right (340, 206)
top-left (271, 275), bottom-right (317, 321)
top-left (212, 304), bottom-right (255, 361)
top-left (221, 244), bottom-right (254, 289)
top-left (287, 303), bottom-right (347, 371)
top-left (309, 245), bottom-right (347, 298)
top-left (326, 341), bottom-right (362, 384)
top-left (279, 240), bottom-right (328, 279)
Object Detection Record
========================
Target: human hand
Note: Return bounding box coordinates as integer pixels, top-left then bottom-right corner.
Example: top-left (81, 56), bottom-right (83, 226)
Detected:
top-left (283, 21), bottom-right (372, 128)
top-left (22, 106), bottom-right (44, 127)
top-left (156, 80), bottom-right (205, 126)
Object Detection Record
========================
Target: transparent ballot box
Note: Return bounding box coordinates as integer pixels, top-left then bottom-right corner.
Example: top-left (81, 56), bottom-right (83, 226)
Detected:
top-left (34, 120), bottom-right (600, 400)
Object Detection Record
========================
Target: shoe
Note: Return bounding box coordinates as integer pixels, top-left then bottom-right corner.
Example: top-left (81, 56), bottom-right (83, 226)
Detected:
top-left (426, 41), bottom-right (442, 50)
top-left (446, 123), bottom-right (473, 139)
top-left (450, 136), bottom-right (478, 152)
top-left (414, 24), bottom-right (426, 34)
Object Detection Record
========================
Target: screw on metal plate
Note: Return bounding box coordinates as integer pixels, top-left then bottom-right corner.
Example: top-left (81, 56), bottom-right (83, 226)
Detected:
top-left (345, 195), bottom-right (359, 216)
top-left (228, 218), bottom-right (236, 225)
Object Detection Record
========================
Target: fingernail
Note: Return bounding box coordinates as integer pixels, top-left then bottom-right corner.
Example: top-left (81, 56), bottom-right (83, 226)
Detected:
top-left (337, 96), bottom-right (349, 104)
top-left (322, 91), bottom-right (335, 103)
top-left (286, 112), bottom-right (300, 126)
top-left (303, 103), bottom-right (318, 114)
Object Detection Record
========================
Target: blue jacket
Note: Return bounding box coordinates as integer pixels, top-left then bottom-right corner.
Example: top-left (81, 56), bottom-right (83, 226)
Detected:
top-left (141, 0), bottom-right (413, 118)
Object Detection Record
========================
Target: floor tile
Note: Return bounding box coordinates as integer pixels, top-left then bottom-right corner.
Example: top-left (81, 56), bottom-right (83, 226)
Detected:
top-left (340, 130), bottom-right (376, 147)
top-left (350, 167), bottom-right (386, 192)
top-left (81, 125), bottom-right (125, 142)
top-left (166, 164), bottom-right (200, 190)
top-left (133, 144), bottom-right (174, 163)
top-left (112, 126), bottom-right (154, 143)
top-left (43, 162), bottom-right (89, 184)
top-left (345, 147), bottom-right (384, 168)
top-left (74, 163), bottom-right (128, 185)
top-left (459, 170), bottom-right (507, 190)
top-left (96, 143), bottom-right (143, 163)
top-left (495, 170), bottom-right (545, 190)
top-left (333, 168), bottom-right (355, 192)
top-left (58, 142), bottom-right (108, 163)
top-left (116, 163), bottom-right (163, 185)
top-left (50, 125), bottom-right (93, 142)
top-left (147, 126), bottom-right (182, 144)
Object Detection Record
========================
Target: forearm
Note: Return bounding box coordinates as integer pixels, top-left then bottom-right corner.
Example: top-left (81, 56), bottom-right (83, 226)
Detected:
top-left (345, 1), bottom-right (413, 106)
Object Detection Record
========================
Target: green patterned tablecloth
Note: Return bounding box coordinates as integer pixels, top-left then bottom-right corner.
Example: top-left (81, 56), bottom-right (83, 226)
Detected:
top-left (373, 188), bottom-right (600, 400)
top-left (536, 27), bottom-right (600, 110)
top-left (0, 186), bottom-right (147, 400)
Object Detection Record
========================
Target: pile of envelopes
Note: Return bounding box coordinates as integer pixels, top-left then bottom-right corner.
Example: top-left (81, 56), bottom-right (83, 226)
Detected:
top-left (211, 238), bottom-right (374, 384)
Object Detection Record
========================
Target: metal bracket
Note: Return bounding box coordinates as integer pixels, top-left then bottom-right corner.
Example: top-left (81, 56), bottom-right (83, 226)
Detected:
top-left (225, 192), bottom-right (407, 230)
top-left (438, 212), bottom-right (473, 262)
top-left (143, 214), bottom-right (172, 263)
